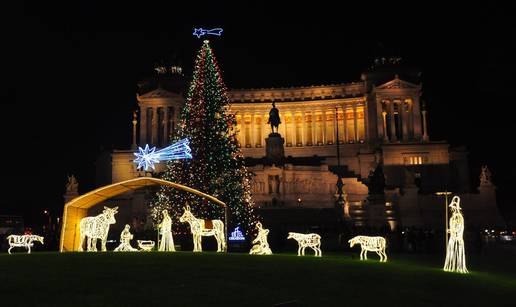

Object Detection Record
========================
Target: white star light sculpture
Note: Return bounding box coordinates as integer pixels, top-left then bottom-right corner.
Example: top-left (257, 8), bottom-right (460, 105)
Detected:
top-left (134, 138), bottom-right (192, 171)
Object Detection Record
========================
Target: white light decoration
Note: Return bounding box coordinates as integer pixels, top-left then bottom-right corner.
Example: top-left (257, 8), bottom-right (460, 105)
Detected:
top-left (114, 224), bottom-right (137, 252)
top-left (179, 204), bottom-right (226, 252)
top-left (228, 227), bottom-right (246, 241)
top-left (137, 240), bottom-right (155, 251)
top-left (249, 222), bottom-right (272, 255)
top-left (348, 235), bottom-right (387, 262)
top-left (78, 206), bottom-right (118, 252)
top-left (133, 138), bottom-right (192, 171)
top-left (444, 196), bottom-right (469, 273)
top-left (7, 234), bottom-right (44, 254)
top-left (158, 210), bottom-right (175, 252)
top-left (287, 232), bottom-right (322, 257)
top-left (193, 27), bottom-right (223, 38)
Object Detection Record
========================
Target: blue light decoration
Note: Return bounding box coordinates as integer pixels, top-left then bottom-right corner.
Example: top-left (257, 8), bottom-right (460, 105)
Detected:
top-left (193, 28), bottom-right (223, 38)
top-left (228, 227), bottom-right (246, 242)
top-left (134, 138), bottom-right (192, 171)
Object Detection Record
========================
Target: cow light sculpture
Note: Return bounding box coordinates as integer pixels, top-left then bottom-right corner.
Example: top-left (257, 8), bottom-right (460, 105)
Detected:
top-left (287, 232), bottom-right (322, 257)
top-left (348, 236), bottom-right (387, 262)
top-left (7, 235), bottom-right (44, 254)
top-left (78, 206), bottom-right (118, 252)
top-left (444, 196), bottom-right (468, 273)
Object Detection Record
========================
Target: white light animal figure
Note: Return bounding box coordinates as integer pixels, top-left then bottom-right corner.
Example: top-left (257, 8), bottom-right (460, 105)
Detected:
top-left (179, 204), bottom-right (226, 252)
top-left (287, 232), bottom-right (322, 257)
top-left (7, 235), bottom-right (44, 254)
top-left (114, 224), bottom-right (137, 252)
top-left (158, 210), bottom-right (175, 252)
top-left (348, 235), bottom-right (387, 262)
top-left (250, 222), bottom-right (272, 255)
top-left (137, 240), bottom-right (155, 251)
top-left (133, 138), bottom-right (192, 171)
top-left (78, 206), bottom-right (118, 252)
top-left (444, 196), bottom-right (468, 273)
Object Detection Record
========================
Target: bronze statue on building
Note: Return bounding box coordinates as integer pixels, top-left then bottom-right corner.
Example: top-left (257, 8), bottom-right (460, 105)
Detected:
top-left (267, 102), bottom-right (281, 134)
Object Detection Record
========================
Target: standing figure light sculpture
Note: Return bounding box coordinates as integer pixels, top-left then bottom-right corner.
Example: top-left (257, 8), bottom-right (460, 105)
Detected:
top-left (249, 222), bottom-right (272, 255)
top-left (444, 196), bottom-right (468, 273)
top-left (6, 235), bottom-right (44, 254)
top-left (158, 210), bottom-right (175, 252)
top-left (179, 204), bottom-right (226, 252)
top-left (78, 206), bottom-right (118, 252)
top-left (287, 232), bottom-right (322, 257)
top-left (348, 236), bottom-right (387, 262)
top-left (114, 224), bottom-right (137, 252)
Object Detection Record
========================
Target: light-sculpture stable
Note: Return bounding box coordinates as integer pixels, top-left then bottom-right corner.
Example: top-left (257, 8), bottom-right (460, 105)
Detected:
top-left (78, 206), bottom-right (118, 252)
top-left (6, 235), bottom-right (44, 254)
top-left (158, 210), bottom-right (175, 252)
top-left (348, 236), bottom-right (387, 262)
top-left (193, 27), bottom-right (223, 38)
top-left (179, 204), bottom-right (226, 252)
top-left (137, 240), bottom-right (155, 251)
top-left (133, 138), bottom-right (192, 171)
top-left (444, 196), bottom-right (468, 273)
top-left (249, 222), bottom-right (272, 255)
top-left (287, 232), bottom-right (322, 257)
top-left (114, 224), bottom-right (137, 252)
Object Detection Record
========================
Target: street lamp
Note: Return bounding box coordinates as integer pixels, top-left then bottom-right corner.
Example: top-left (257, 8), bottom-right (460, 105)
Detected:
top-left (435, 191), bottom-right (452, 250)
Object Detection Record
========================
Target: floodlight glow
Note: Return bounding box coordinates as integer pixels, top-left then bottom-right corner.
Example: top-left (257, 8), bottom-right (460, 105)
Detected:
top-left (78, 206), bottom-right (118, 252)
top-left (7, 235), bottom-right (44, 254)
top-left (114, 224), bottom-right (137, 252)
top-left (193, 28), bottom-right (223, 38)
top-left (348, 235), bottom-right (387, 262)
top-left (179, 204), bottom-right (226, 252)
top-left (444, 196), bottom-right (468, 273)
top-left (134, 138), bottom-right (192, 171)
top-left (287, 232), bottom-right (322, 257)
top-left (249, 222), bottom-right (272, 255)
top-left (158, 210), bottom-right (175, 252)
top-left (229, 227), bottom-right (246, 241)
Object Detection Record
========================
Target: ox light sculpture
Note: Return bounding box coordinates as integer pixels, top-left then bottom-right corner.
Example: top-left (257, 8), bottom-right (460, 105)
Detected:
top-left (444, 196), bottom-right (468, 273)
top-left (348, 236), bottom-right (387, 262)
top-left (7, 235), bottom-right (44, 254)
top-left (78, 206), bottom-right (118, 252)
top-left (249, 222), bottom-right (272, 255)
top-left (114, 224), bottom-right (137, 252)
top-left (287, 232), bottom-right (322, 257)
top-left (158, 210), bottom-right (175, 252)
top-left (179, 204), bottom-right (226, 252)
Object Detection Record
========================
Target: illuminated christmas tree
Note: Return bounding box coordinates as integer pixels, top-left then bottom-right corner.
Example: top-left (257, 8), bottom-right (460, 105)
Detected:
top-left (150, 40), bottom-right (257, 235)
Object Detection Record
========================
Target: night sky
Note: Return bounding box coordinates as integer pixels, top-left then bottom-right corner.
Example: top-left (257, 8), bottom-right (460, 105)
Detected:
top-left (5, 2), bottom-right (515, 227)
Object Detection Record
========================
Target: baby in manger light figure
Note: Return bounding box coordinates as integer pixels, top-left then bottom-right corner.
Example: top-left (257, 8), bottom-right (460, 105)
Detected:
top-left (158, 210), bottom-right (175, 252)
top-left (249, 222), bottom-right (272, 255)
top-left (114, 224), bottom-right (137, 252)
top-left (444, 196), bottom-right (468, 273)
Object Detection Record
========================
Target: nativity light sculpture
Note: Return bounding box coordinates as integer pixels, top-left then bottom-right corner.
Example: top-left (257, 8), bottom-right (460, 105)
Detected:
top-left (78, 206), bottom-right (118, 252)
top-left (249, 222), bottom-right (272, 255)
top-left (443, 196), bottom-right (468, 273)
top-left (133, 138), bottom-right (192, 171)
top-left (348, 235), bottom-right (387, 262)
top-left (158, 210), bottom-right (175, 252)
top-left (6, 234), bottom-right (44, 254)
top-left (287, 232), bottom-right (322, 257)
top-left (114, 224), bottom-right (137, 252)
top-left (179, 204), bottom-right (226, 252)
top-left (137, 240), bottom-right (155, 251)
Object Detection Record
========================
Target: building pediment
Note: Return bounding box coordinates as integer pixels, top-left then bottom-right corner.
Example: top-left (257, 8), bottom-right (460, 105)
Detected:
top-left (375, 77), bottom-right (420, 91)
top-left (137, 87), bottom-right (182, 101)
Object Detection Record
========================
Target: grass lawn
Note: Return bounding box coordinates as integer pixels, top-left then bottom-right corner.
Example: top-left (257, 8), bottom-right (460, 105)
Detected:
top-left (0, 251), bottom-right (514, 306)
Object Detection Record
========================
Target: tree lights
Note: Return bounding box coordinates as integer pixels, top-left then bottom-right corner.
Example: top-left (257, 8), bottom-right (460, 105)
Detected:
top-left (78, 206), bottom-right (118, 252)
top-left (114, 224), bottom-right (137, 252)
top-left (287, 232), bottom-right (322, 257)
top-left (179, 205), bottom-right (226, 252)
top-left (249, 222), bottom-right (272, 255)
top-left (444, 196), bottom-right (468, 273)
top-left (7, 235), bottom-right (44, 254)
top-left (348, 236), bottom-right (387, 262)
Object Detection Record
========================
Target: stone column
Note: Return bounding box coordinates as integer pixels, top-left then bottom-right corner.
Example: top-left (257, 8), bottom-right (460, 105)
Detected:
top-left (343, 105), bottom-right (348, 143)
top-left (353, 103), bottom-right (358, 142)
top-left (322, 111), bottom-right (327, 144)
top-left (382, 111), bottom-right (389, 142)
top-left (139, 106), bottom-right (147, 146)
top-left (422, 110), bottom-right (429, 142)
top-left (132, 111), bottom-right (138, 150)
top-left (241, 116), bottom-right (246, 147)
top-left (376, 97), bottom-right (385, 141)
top-left (363, 98), bottom-right (369, 142)
top-left (251, 113), bottom-right (255, 147)
top-left (413, 96), bottom-right (423, 140)
top-left (163, 106), bottom-right (169, 146)
top-left (389, 101), bottom-right (397, 142)
top-left (280, 112), bottom-right (286, 138)
top-left (292, 112), bottom-right (297, 146)
top-left (261, 112), bottom-right (266, 146)
top-left (332, 108), bottom-right (337, 144)
top-left (152, 107), bottom-right (158, 145)
top-left (311, 110), bottom-right (316, 145)
top-left (401, 100), bottom-right (408, 142)
top-left (301, 111), bottom-right (306, 146)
